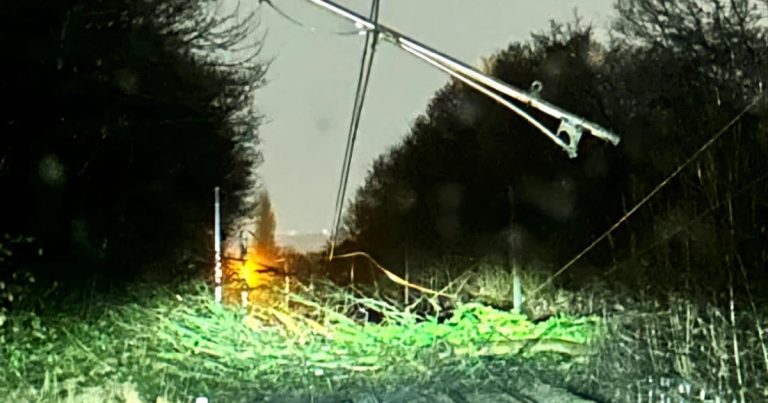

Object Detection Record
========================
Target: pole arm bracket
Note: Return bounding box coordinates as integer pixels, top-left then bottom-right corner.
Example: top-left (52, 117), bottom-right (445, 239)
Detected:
top-left (305, 0), bottom-right (620, 158)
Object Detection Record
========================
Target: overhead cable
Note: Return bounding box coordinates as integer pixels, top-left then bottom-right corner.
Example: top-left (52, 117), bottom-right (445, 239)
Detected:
top-left (258, 0), bottom-right (360, 35)
top-left (303, 0), bottom-right (621, 158)
top-left (328, 0), bottom-right (380, 260)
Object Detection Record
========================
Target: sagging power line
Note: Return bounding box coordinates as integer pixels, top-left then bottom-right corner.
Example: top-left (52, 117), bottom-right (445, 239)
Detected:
top-left (303, 0), bottom-right (621, 158)
top-left (258, 0), bottom-right (360, 35)
top-left (297, 0), bottom-right (623, 259)
top-left (328, 0), bottom-right (380, 259)
top-left (262, 0), bottom-right (624, 262)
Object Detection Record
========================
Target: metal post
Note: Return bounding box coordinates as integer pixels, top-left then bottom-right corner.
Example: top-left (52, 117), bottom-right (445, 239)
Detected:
top-left (214, 187), bottom-right (222, 303)
top-left (404, 239), bottom-right (410, 305)
top-left (507, 186), bottom-right (523, 312)
top-left (513, 264), bottom-right (523, 312)
top-left (508, 249), bottom-right (523, 312)
top-left (284, 260), bottom-right (290, 309)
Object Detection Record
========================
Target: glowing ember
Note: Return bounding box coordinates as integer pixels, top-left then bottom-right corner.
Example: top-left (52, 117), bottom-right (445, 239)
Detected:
top-left (240, 247), bottom-right (274, 289)
top-left (221, 235), bottom-right (283, 307)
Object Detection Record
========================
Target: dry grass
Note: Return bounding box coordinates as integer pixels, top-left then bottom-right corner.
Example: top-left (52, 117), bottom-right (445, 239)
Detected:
top-left (403, 256), bottom-right (768, 402)
top-left (0, 269), bottom-right (599, 403)
top-left (5, 252), bottom-right (765, 402)
top-left (542, 279), bottom-right (768, 402)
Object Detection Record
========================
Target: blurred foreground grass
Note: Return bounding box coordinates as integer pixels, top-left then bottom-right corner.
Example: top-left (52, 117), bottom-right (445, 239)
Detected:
top-left (0, 278), bottom-right (600, 403)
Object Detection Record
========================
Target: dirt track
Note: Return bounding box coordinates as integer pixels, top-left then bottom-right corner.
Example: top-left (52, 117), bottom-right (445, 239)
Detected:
top-left (251, 359), bottom-right (602, 403)
top-left (256, 379), bottom-right (597, 403)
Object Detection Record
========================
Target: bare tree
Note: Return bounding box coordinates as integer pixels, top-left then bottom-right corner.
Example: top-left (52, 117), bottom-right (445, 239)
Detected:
top-left (613, 0), bottom-right (767, 100)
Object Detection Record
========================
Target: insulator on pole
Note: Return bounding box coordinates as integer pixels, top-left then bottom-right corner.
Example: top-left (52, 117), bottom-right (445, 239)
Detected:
top-left (304, 0), bottom-right (620, 158)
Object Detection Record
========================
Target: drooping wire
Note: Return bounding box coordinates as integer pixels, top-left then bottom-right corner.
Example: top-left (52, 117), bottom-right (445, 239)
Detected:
top-left (258, 0), bottom-right (361, 35)
top-left (602, 172), bottom-right (768, 278)
top-left (529, 94), bottom-right (764, 298)
top-left (328, 0), bottom-right (379, 258)
top-left (328, 0), bottom-right (380, 260)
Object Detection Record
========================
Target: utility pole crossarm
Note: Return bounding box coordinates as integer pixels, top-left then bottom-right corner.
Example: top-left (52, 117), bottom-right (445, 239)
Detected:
top-left (305, 0), bottom-right (621, 158)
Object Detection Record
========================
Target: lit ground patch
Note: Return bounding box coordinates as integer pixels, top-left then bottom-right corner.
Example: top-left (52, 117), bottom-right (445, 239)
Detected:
top-left (0, 280), bottom-right (600, 402)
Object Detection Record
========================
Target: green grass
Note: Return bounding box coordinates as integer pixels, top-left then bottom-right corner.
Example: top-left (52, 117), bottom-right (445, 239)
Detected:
top-left (394, 257), bottom-right (768, 402)
top-left (5, 256), bottom-right (767, 402)
top-left (0, 278), bottom-right (600, 403)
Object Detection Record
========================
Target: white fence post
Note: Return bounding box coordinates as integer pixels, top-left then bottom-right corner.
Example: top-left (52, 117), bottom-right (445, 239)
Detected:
top-left (513, 264), bottom-right (523, 312)
top-left (214, 187), bottom-right (222, 303)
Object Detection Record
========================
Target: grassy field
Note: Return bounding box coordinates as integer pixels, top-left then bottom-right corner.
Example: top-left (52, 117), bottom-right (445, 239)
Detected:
top-left (1, 258), bottom-right (766, 402)
top-left (0, 266), bottom-right (600, 403)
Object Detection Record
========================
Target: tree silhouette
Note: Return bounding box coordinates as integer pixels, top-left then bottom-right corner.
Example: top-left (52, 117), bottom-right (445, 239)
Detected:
top-left (345, 22), bottom-right (625, 272)
top-left (254, 191), bottom-right (277, 258)
top-left (345, 4), bottom-right (767, 289)
top-left (0, 0), bottom-right (266, 290)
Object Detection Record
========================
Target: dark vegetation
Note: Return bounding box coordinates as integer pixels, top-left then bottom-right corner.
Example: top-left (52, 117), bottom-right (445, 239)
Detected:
top-left (344, 0), bottom-right (768, 293)
top-left (336, 0), bottom-right (768, 399)
top-left (254, 191), bottom-right (278, 258)
top-left (1, 0), bottom-right (768, 401)
top-left (0, 0), bottom-right (265, 295)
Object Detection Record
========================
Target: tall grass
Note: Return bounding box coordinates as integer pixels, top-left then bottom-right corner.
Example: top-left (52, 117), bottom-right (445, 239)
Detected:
top-left (0, 273), bottom-right (599, 403)
top-left (529, 272), bottom-right (768, 402)
top-left (399, 256), bottom-right (768, 402)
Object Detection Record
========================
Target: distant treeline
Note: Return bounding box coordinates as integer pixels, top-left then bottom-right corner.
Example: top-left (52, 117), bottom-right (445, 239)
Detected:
top-left (0, 0), bottom-right (266, 291)
top-left (341, 0), bottom-right (768, 290)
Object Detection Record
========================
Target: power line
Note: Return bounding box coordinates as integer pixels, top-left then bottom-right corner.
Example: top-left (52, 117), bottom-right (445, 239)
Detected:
top-left (300, 0), bottom-right (621, 158)
top-left (602, 172), bottom-right (768, 278)
top-left (258, 0), bottom-right (360, 35)
top-left (328, 0), bottom-right (380, 259)
top-left (529, 94), bottom-right (764, 297)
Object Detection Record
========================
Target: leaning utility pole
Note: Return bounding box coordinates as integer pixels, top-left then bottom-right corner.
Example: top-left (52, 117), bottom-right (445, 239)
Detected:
top-left (278, 0), bottom-right (622, 311)
top-left (303, 0), bottom-right (620, 158)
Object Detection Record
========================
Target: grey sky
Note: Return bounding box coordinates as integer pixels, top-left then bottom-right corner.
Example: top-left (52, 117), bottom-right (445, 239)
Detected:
top-left (239, 0), bottom-right (614, 234)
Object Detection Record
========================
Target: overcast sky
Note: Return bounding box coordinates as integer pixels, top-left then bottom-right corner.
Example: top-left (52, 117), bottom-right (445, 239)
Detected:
top-left (232, 0), bottom-right (615, 235)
